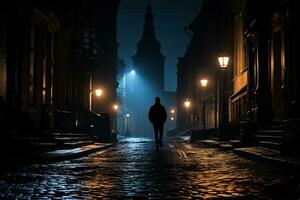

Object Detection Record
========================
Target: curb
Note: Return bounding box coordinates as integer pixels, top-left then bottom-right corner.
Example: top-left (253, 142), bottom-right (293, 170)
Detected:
top-left (39, 143), bottom-right (116, 163)
top-left (233, 148), bottom-right (300, 170)
top-left (2, 143), bottom-right (116, 166)
top-left (184, 138), bottom-right (300, 169)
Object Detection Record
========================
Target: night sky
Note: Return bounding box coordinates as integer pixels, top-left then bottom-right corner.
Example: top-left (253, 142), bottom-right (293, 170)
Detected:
top-left (118, 0), bottom-right (203, 92)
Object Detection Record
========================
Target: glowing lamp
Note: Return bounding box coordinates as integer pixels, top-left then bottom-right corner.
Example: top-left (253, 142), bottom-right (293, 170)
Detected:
top-left (184, 99), bottom-right (191, 109)
top-left (113, 104), bottom-right (119, 111)
top-left (95, 89), bottom-right (103, 97)
top-left (218, 56), bottom-right (229, 68)
top-left (200, 79), bottom-right (208, 88)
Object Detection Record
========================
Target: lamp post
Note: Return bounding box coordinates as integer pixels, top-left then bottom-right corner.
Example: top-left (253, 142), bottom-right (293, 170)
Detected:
top-left (169, 108), bottom-right (176, 129)
top-left (200, 79), bottom-right (208, 130)
top-left (95, 89), bottom-right (103, 97)
top-left (125, 113), bottom-right (130, 136)
top-left (184, 99), bottom-right (191, 131)
top-left (89, 88), bottom-right (103, 111)
top-left (218, 56), bottom-right (229, 138)
top-left (113, 104), bottom-right (119, 133)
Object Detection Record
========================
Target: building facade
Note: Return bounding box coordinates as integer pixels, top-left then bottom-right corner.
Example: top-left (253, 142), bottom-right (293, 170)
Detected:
top-left (0, 0), bottom-right (120, 141)
top-left (237, 0), bottom-right (300, 154)
top-left (176, 0), bottom-right (233, 135)
top-left (178, 0), bottom-right (300, 155)
top-left (90, 0), bottom-right (120, 115)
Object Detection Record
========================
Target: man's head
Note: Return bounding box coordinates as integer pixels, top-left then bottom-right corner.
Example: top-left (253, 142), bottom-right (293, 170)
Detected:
top-left (155, 97), bottom-right (160, 104)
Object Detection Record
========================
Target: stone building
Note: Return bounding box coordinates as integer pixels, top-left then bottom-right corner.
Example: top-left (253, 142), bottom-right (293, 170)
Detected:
top-left (130, 5), bottom-right (175, 136)
top-left (176, 0), bottom-right (233, 135)
top-left (89, 0), bottom-right (120, 115)
top-left (0, 0), bottom-right (120, 141)
top-left (178, 0), bottom-right (300, 155)
top-left (1, 0), bottom-right (87, 130)
top-left (232, 0), bottom-right (300, 155)
top-left (132, 5), bottom-right (165, 92)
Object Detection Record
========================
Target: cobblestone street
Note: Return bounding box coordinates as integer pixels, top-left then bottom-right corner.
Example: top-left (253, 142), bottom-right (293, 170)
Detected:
top-left (0, 137), bottom-right (300, 199)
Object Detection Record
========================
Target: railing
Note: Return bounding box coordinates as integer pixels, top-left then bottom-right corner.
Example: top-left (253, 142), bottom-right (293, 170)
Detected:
top-left (72, 106), bottom-right (112, 141)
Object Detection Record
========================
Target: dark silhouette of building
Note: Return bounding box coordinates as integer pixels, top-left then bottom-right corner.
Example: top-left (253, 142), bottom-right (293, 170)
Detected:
top-left (132, 5), bottom-right (165, 92)
top-left (176, 0), bottom-right (233, 135)
top-left (116, 44), bottom-right (127, 134)
top-left (89, 0), bottom-right (120, 115)
top-left (0, 0), bottom-right (120, 141)
top-left (128, 5), bottom-right (175, 136)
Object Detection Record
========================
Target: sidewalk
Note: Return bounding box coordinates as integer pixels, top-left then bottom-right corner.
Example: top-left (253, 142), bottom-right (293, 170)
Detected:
top-left (183, 136), bottom-right (300, 169)
top-left (3, 143), bottom-right (115, 165)
top-left (1, 130), bottom-right (116, 167)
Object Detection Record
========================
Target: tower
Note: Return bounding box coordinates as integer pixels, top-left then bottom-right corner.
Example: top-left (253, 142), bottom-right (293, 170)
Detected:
top-left (127, 5), bottom-right (166, 136)
top-left (132, 5), bottom-right (165, 92)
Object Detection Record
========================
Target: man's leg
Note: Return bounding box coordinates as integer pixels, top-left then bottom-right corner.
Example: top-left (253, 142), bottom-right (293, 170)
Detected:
top-left (158, 125), bottom-right (164, 147)
top-left (153, 125), bottom-right (159, 148)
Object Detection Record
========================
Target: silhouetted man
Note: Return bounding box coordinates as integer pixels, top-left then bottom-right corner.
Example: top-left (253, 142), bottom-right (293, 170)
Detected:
top-left (148, 97), bottom-right (167, 150)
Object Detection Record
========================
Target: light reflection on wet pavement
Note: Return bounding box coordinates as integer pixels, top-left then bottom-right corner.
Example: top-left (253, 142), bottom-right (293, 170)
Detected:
top-left (0, 137), bottom-right (299, 199)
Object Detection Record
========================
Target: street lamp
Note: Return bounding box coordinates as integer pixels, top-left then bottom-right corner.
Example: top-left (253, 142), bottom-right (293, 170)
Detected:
top-left (200, 79), bottom-right (208, 130)
top-left (95, 89), bottom-right (103, 97)
top-left (112, 104), bottom-right (119, 133)
top-left (113, 104), bottom-right (119, 111)
top-left (218, 57), bottom-right (229, 69)
top-left (125, 113), bottom-right (130, 136)
top-left (184, 99), bottom-right (191, 131)
top-left (89, 88), bottom-right (104, 111)
top-left (184, 99), bottom-right (191, 109)
top-left (218, 56), bottom-right (229, 138)
top-left (130, 70), bottom-right (136, 76)
top-left (171, 109), bottom-right (175, 114)
top-left (200, 79), bottom-right (208, 88)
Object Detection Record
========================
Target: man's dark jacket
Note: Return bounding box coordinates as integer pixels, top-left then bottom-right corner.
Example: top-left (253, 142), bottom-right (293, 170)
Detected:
top-left (148, 103), bottom-right (167, 126)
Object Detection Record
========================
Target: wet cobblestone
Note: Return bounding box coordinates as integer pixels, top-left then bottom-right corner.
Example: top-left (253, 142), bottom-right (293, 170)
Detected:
top-left (0, 137), bottom-right (300, 199)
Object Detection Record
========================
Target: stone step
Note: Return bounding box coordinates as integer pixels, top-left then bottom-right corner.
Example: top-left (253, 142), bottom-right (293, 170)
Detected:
top-left (253, 134), bottom-right (283, 143)
top-left (54, 136), bottom-right (93, 142)
top-left (258, 141), bottom-right (282, 151)
top-left (257, 129), bottom-right (284, 136)
top-left (268, 125), bottom-right (283, 130)
top-left (52, 132), bottom-right (90, 137)
top-left (62, 141), bottom-right (96, 149)
top-left (229, 139), bottom-right (243, 148)
top-left (25, 140), bottom-right (96, 152)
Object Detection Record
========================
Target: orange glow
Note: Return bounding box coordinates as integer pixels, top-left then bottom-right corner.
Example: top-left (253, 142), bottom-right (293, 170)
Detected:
top-left (184, 99), bottom-right (191, 109)
top-left (113, 104), bottom-right (119, 111)
top-left (95, 89), bottom-right (103, 97)
top-left (200, 79), bottom-right (208, 88)
top-left (218, 57), bottom-right (229, 68)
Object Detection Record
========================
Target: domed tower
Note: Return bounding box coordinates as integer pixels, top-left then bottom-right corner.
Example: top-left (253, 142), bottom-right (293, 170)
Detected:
top-left (132, 5), bottom-right (165, 91)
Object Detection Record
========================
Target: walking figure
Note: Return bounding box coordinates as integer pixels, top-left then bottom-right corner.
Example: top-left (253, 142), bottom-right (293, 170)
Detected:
top-left (148, 97), bottom-right (167, 150)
